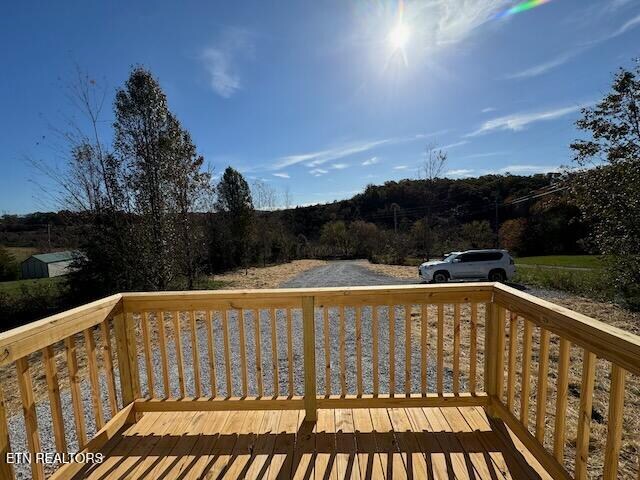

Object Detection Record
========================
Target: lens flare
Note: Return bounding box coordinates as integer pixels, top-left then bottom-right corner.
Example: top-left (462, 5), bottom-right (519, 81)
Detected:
top-left (496, 0), bottom-right (553, 19)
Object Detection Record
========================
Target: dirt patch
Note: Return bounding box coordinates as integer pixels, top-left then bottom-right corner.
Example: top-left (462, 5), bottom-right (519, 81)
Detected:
top-left (211, 259), bottom-right (328, 289)
top-left (364, 262), bottom-right (418, 280)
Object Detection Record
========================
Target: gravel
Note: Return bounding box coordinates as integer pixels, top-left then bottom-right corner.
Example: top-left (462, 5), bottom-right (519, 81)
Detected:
top-left (8, 260), bottom-right (454, 478)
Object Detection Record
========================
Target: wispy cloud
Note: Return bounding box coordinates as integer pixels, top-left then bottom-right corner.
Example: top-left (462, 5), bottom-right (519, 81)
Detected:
top-left (331, 163), bottom-right (349, 170)
top-left (309, 168), bottom-right (328, 177)
top-left (467, 103), bottom-right (588, 136)
top-left (422, 0), bottom-right (512, 46)
top-left (272, 172), bottom-right (290, 179)
top-left (505, 50), bottom-right (579, 80)
top-left (494, 164), bottom-right (560, 174)
top-left (441, 140), bottom-right (469, 150)
top-left (446, 169), bottom-right (475, 177)
top-left (362, 157), bottom-right (379, 166)
top-left (272, 134), bottom-right (434, 170)
top-left (460, 151), bottom-right (510, 159)
top-left (201, 27), bottom-right (254, 98)
top-left (481, 107), bottom-right (496, 113)
top-left (393, 165), bottom-right (408, 170)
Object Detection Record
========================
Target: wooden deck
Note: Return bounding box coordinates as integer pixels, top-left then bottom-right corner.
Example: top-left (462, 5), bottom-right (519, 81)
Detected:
top-left (74, 406), bottom-right (552, 479)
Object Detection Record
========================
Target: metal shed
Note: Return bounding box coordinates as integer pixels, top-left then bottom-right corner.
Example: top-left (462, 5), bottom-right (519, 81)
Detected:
top-left (20, 251), bottom-right (78, 279)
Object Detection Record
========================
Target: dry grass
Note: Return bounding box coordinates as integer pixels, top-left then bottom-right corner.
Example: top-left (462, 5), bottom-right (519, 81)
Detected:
top-left (211, 259), bottom-right (328, 289)
top-left (365, 262), bottom-right (418, 280)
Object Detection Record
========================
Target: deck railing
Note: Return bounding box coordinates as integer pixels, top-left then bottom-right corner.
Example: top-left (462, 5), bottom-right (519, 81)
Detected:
top-left (0, 283), bottom-right (638, 479)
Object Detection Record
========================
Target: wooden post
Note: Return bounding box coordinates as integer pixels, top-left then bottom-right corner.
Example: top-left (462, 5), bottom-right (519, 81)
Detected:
top-left (484, 302), bottom-right (503, 417)
top-left (302, 296), bottom-right (317, 422)
top-left (0, 385), bottom-right (14, 480)
top-left (113, 312), bottom-right (140, 409)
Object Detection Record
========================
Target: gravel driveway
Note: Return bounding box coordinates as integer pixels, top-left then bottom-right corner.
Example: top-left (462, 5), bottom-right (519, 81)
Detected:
top-left (9, 260), bottom-right (453, 478)
top-left (280, 259), bottom-right (415, 288)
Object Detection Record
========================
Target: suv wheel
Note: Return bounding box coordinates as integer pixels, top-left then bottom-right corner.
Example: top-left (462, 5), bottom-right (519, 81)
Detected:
top-left (489, 269), bottom-right (506, 282)
top-left (433, 271), bottom-right (449, 283)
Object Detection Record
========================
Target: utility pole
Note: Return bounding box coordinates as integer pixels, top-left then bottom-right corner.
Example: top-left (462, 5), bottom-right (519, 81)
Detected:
top-left (494, 195), bottom-right (499, 248)
top-left (391, 203), bottom-right (399, 234)
top-left (47, 223), bottom-right (52, 252)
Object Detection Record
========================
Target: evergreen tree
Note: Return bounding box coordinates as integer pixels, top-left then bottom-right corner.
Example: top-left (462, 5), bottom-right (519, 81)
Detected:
top-left (213, 167), bottom-right (254, 269)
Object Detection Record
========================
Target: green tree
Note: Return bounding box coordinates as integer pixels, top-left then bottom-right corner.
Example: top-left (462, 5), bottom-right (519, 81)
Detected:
top-left (0, 247), bottom-right (18, 281)
top-left (499, 218), bottom-right (527, 255)
top-left (349, 221), bottom-right (380, 258)
top-left (214, 167), bottom-right (254, 268)
top-left (570, 60), bottom-right (640, 309)
top-left (320, 221), bottom-right (350, 256)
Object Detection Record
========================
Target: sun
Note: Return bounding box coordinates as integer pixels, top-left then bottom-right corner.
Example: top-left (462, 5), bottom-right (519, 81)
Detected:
top-left (388, 22), bottom-right (410, 51)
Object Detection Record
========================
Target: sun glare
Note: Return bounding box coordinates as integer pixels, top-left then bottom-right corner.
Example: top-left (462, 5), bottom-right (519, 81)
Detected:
top-left (388, 22), bottom-right (410, 51)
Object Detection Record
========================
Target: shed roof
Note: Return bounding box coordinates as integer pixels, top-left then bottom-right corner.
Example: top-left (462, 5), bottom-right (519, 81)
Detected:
top-left (29, 251), bottom-right (78, 264)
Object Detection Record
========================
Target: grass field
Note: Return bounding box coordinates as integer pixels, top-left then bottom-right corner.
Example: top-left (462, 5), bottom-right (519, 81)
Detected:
top-left (3, 246), bottom-right (38, 263)
top-left (515, 255), bottom-right (605, 269)
top-left (0, 276), bottom-right (66, 296)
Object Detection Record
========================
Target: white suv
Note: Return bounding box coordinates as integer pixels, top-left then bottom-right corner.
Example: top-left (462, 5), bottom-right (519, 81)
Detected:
top-left (419, 249), bottom-right (515, 283)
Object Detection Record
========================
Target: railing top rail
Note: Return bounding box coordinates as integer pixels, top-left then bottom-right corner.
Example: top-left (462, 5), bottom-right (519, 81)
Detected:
top-left (0, 294), bottom-right (122, 367)
top-left (494, 283), bottom-right (640, 376)
top-left (121, 283), bottom-right (495, 311)
top-left (122, 282), bottom-right (494, 299)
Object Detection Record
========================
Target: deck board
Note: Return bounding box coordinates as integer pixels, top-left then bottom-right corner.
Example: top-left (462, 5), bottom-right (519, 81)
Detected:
top-left (73, 407), bottom-right (552, 480)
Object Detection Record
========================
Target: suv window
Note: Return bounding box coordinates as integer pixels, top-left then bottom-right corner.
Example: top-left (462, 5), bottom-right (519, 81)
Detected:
top-left (474, 252), bottom-right (503, 262)
top-left (460, 252), bottom-right (503, 262)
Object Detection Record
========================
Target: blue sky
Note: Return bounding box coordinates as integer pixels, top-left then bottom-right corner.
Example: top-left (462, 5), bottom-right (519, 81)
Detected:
top-left (1, 0), bottom-right (639, 213)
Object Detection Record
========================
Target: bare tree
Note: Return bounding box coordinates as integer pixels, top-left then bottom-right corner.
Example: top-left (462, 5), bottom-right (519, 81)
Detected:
top-left (420, 144), bottom-right (447, 260)
top-left (422, 144), bottom-right (448, 181)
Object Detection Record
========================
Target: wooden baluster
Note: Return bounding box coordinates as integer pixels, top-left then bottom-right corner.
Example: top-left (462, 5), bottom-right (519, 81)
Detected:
top-left (65, 335), bottom-right (87, 447)
top-left (238, 309), bottom-right (248, 397)
top-left (575, 350), bottom-right (596, 480)
top-left (302, 296), bottom-right (317, 421)
top-left (389, 304), bottom-right (396, 396)
top-left (324, 306), bottom-right (331, 396)
top-left (0, 385), bottom-right (14, 480)
top-left (356, 307), bottom-right (363, 396)
top-left (255, 309), bottom-right (264, 397)
top-left (287, 308), bottom-right (294, 397)
top-left (420, 304), bottom-right (428, 395)
top-left (190, 311), bottom-right (202, 397)
top-left (340, 306), bottom-right (346, 395)
top-left (99, 320), bottom-right (118, 414)
top-left (158, 312), bottom-right (170, 397)
top-left (437, 304), bottom-right (444, 394)
top-left (495, 306), bottom-right (506, 400)
top-left (271, 308), bottom-right (280, 395)
top-left (405, 305), bottom-right (411, 396)
top-left (469, 303), bottom-right (477, 394)
top-left (372, 306), bottom-right (379, 396)
top-left (15, 357), bottom-right (45, 480)
top-left (141, 312), bottom-right (155, 398)
top-left (553, 338), bottom-right (571, 462)
top-left (206, 311), bottom-right (218, 397)
top-left (520, 319), bottom-right (533, 427)
top-left (42, 345), bottom-right (66, 452)
top-left (173, 312), bottom-right (186, 397)
top-left (506, 312), bottom-right (518, 410)
top-left (453, 304), bottom-right (461, 394)
top-left (84, 328), bottom-right (104, 429)
top-left (602, 365), bottom-right (626, 480)
top-left (535, 328), bottom-right (551, 442)
top-left (223, 310), bottom-right (233, 395)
